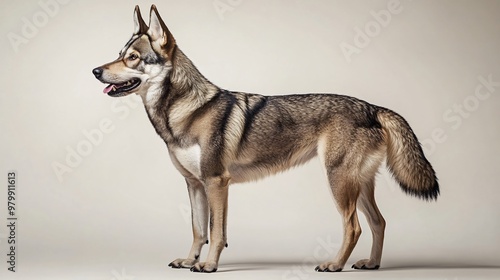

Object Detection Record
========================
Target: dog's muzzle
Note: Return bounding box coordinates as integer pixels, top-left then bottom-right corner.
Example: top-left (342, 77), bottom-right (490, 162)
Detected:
top-left (92, 66), bottom-right (142, 97)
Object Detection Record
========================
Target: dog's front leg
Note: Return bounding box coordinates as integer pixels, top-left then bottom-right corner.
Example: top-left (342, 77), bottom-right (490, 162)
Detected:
top-left (169, 177), bottom-right (209, 269)
top-left (190, 175), bottom-right (229, 273)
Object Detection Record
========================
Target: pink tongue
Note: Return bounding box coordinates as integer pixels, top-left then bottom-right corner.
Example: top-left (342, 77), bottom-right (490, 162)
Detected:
top-left (103, 84), bottom-right (115, 94)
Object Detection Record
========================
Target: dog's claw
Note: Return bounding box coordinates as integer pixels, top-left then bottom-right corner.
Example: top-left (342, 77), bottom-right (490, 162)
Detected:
top-left (316, 266), bottom-right (327, 272)
top-left (190, 263), bottom-right (217, 273)
top-left (352, 263), bottom-right (380, 270)
top-left (315, 264), bottom-right (343, 272)
top-left (168, 262), bottom-right (180, 269)
top-left (363, 265), bottom-right (380, 270)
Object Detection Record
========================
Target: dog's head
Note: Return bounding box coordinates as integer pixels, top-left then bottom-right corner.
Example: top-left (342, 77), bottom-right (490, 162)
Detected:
top-left (92, 5), bottom-right (176, 97)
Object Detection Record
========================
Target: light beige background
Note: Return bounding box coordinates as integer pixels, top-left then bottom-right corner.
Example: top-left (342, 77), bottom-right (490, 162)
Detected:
top-left (1, 0), bottom-right (499, 279)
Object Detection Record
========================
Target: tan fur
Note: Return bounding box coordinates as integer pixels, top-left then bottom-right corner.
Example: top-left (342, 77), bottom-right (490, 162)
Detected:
top-left (92, 5), bottom-right (439, 273)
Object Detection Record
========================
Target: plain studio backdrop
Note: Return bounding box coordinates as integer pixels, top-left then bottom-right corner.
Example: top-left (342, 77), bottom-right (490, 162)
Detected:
top-left (0, 0), bottom-right (499, 279)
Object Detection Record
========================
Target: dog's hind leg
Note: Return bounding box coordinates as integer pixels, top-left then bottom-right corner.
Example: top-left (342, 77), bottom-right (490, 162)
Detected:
top-left (315, 132), bottom-right (363, 272)
top-left (169, 177), bottom-right (209, 269)
top-left (352, 178), bottom-right (385, 270)
top-left (315, 167), bottom-right (362, 272)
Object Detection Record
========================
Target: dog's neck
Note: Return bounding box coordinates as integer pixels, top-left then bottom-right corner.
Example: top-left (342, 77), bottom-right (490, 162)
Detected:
top-left (170, 47), bottom-right (217, 96)
top-left (141, 46), bottom-right (220, 146)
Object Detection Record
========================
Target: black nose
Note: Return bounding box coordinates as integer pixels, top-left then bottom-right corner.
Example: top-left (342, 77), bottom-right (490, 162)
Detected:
top-left (92, 67), bottom-right (103, 79)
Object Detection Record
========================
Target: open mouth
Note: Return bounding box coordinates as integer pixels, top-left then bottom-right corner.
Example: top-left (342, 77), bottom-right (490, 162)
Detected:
top-left (103, 78), bottom-right (141, 96)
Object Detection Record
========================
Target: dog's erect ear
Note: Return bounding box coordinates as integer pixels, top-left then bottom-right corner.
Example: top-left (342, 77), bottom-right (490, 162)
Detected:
top-left (148, 5), bottom-right (175, 49)
top-left (133, 5), bottom-right (148, 35)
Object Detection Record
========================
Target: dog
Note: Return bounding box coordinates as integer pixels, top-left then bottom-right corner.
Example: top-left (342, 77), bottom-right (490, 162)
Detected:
top-left (92, 5), bottom-right (439, 273)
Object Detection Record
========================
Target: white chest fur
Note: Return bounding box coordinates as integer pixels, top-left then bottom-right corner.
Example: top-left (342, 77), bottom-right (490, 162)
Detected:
top-left (171, 145), bottom-right (202, 178)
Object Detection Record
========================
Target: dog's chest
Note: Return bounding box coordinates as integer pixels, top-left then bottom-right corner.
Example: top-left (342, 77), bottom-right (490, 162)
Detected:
top-left (171, 145), bottom-right (202, 178)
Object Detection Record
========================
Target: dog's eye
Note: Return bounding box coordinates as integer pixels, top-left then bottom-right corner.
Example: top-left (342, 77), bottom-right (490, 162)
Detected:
top-left (128, 54), bottom-right (139, 61)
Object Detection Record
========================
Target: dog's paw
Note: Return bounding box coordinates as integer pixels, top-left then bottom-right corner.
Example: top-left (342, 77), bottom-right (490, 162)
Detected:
top-left (315, 262), bottom-right (343, 272)
top-left (190, 262), bottom-right (218, 273)
top-left (168, 258), bottom-right (198, 269)
top-left (352, 259), bottom-right (380, 270)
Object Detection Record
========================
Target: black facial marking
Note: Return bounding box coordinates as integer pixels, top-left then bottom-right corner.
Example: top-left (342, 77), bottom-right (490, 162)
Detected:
top-left (120, 35), bottom-right (140, 58)
top-left (144, 53), bottom-right (160, 64)
top-left (123, 35), bottom-right (165, 66)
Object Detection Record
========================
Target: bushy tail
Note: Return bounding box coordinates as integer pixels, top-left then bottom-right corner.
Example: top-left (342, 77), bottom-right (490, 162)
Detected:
top-left (377, 108), bottom-right (439, 200)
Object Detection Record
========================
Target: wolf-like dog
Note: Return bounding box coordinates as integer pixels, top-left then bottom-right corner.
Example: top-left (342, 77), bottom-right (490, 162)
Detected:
top-left (92, 5), bottom-right (439, 273)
